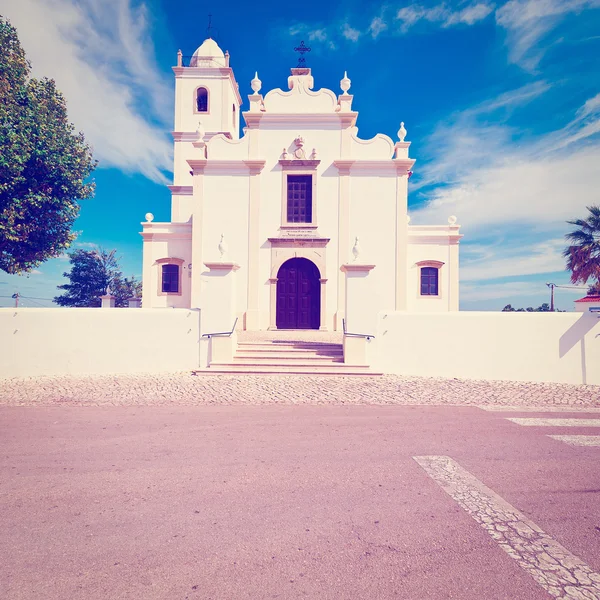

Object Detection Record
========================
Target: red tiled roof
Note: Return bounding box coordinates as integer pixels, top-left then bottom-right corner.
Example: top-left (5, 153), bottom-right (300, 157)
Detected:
top-left (575, 296), bottom-right (600, 303)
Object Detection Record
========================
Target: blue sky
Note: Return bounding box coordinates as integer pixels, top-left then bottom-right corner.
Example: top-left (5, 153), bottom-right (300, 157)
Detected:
top-left (1, 0), bottom-right (599, 310)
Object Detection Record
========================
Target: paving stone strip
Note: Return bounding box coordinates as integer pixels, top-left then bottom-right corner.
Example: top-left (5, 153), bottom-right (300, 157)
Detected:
top-left (0, 373), bottom-right (598, 407)
top-left (415, 456), bottom-right (600, 599)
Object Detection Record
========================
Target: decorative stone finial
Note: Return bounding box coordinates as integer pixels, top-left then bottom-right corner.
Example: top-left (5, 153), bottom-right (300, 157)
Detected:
top-left (352, 236), bottom-right (361, 262)
top-left (340, 71), bottom-right (351, 94)
top-left (282, 147), bottom-right (289, 160)
top-left (196, 120), bottom-right (205, 141)
top-left (251, 72), bottom-right (262, 95)
top-left (105, 284), bottom-right (112, 295)
top-left (398, 122), bottom-right (407, 142)
top-left (406, 214), bottom-right (411, 224)
top-left (310, 148), bottom-right (318, 160)
top-left (448, 215), bottom-right (457, 225)
top-left (218, 234), bottom-right (228, 259)
top-left (145, 212), bottom-right (154, 222)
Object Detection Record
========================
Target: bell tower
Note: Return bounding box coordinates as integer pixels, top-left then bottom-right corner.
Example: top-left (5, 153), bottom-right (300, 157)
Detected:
top-left (173, 38), bottom-right (242, 142)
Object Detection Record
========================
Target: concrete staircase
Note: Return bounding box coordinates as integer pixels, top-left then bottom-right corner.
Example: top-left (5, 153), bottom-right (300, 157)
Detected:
top-left (198, 331), bottom-right (380, 375)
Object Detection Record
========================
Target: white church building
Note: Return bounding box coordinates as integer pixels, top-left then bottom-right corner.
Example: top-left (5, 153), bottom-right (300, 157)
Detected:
top-left (140, 37), bottom-right (462, 336)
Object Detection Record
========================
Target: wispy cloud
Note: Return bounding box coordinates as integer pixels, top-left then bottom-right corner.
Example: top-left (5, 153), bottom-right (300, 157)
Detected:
top-left (496, 0), bottom-right (600, 69)
top-left (412, 89), bottom-right (600, 233)
top-left (411, 83), bottom-right (600, 303)
top-left (285, 2), bottom-right (495, 50)
top-left (461, 239), bottom-right (566, 281)
top-left (285, 1), bottom-right (600, 72)
top-left (2, 0), bottom-right (173, 183)
top-left (396, 2), bottom-right (494, 32)
top-left (341, 23), bottom-right (361, 42)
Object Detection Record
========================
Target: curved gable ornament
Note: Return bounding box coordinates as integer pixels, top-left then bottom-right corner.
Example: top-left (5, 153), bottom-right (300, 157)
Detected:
top-left (349, 129), bottom-right (396, 160)
top-left (262, 81), bottom-right (338, 114)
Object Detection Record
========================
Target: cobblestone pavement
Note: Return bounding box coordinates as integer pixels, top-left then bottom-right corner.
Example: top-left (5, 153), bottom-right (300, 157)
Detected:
top-left (0, 372), bottom-right (598, 407)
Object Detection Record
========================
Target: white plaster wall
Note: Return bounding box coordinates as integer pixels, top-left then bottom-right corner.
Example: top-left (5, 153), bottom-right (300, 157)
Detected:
top-left (0, 308), bottom-right (201, 378)
top-left (375, 311), bottom-right (600, 385)
top-left (406, 242), bottom-right (452, 312)
top-left (201, 172), bottom-right (249, 318)
top-left (348, 172), bottom-right (397, 330)
top-left (143, 233), bottom-right (192, 309)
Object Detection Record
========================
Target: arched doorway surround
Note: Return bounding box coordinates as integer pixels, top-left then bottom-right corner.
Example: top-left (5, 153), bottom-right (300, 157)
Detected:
top-left (267, 238), bottom-right (329, 331)
top-left (276, 258), bottom-right (320, 329)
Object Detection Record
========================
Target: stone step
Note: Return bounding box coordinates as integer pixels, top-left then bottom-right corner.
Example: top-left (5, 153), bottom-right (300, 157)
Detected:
top-left (236, 342), bottom-right (343, 351)
top-left (195, 364), bottom-right (380, 376)
top-left (232, 356), bottom-right (344, 365)
top-left (235, 349), bottom-right (343, 358)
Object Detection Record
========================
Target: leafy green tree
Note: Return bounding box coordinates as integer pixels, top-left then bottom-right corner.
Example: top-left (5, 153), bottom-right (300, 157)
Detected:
top-left (54, 248), bottom-right (141, 308)
top-left (502, 302), bottom-right (554, 312)
top-left (563, 205), bottom-right (600, 293)
top-left (0, 17), bottom-right (96, 274)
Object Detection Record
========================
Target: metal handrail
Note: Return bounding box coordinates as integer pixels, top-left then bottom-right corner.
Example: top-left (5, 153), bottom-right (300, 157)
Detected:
top-left (202, 317), bottom-right (238, 339)
top-left (342, 318), bottom-right (375, 341)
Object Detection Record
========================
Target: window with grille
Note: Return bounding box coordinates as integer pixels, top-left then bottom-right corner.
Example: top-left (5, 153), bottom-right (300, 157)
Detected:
top-left (286, 175), bottom-right (312, 223)
top-left (196, 88), bottom-right (208, 112)
top-left (420, 267), bottom-right (439, 296)
top-left (162, 264), bottom-right (179, 293)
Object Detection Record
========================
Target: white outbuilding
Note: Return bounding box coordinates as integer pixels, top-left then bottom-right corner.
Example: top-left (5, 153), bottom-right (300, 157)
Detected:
top-left (141, 37), bottom-right (463, 334)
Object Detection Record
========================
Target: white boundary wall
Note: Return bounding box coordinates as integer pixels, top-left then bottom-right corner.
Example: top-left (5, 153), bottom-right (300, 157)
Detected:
top-left (0, 308), bottom-right (201, 378)
top-left (375, 311), bottom-right (600, 385)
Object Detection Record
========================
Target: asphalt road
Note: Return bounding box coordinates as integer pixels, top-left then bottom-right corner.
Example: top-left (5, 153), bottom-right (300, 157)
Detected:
top-left (1, 405), bottom-right (600, 599)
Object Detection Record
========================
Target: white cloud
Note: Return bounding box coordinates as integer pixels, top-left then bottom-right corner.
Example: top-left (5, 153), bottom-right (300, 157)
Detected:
top-left (369, 17), bottom-right (388, 39)
top-left (412, 89), bottom-right (600, 234)
top-left (496, 0), bottom-right (600, 69)
top-left (308, 29), bottom-right (328, 42)
top-left (396, 2), bottom-right (494, 32)
top-left (461, 239), bottom-right (567, 281)
top-left (341, 23), bottom-right (361, 42)
top-left (412, 89), bottom-right (600, 301)
top-left (445, 2), bottom-right (495, 25)
top-left (2, 0), bottom-right (173, 183)
top-left (461, 280), bottom-right (546, 302)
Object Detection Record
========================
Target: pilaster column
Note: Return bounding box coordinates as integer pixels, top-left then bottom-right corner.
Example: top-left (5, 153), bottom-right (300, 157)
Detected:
top-left (395, 171), bottom-right (409, 311)
top-left (188, 160), bottom-right (207, 308)
top-left (244, 160), bottom-right (265, 330)
top-left (448, 217), bottom-right (461, 311)
top-left (334, 160), bottom-right (353, 330)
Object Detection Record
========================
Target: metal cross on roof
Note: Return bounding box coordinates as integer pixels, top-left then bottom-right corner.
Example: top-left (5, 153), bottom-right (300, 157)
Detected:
top-left (207, 14), bottom-right (213, 38)
top-left (294, 40), bottom-right (311, 67)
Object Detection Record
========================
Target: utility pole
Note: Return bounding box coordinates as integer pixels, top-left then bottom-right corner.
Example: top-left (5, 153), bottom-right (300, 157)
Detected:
top-left (11, 292), bottom-right (19, 308)
top-left (545, 283), bottom-right (555, 312)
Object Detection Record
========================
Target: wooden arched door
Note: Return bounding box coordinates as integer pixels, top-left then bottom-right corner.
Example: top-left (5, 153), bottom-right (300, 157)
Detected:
top-left (276, 258), bottom-right (320, 329)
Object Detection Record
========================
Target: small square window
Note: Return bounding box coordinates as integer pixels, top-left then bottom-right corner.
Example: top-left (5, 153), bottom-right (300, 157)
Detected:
top-left (286, 175), bottom-right (312, 223)
top-left (162, 264), bottom-right (179, 293)
top-left (420, 267), bottom-right (439, 296)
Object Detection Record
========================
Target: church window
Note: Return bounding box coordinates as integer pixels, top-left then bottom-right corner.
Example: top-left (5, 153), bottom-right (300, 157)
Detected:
top-left (286, 175), bottom-right (312, 223)
top-left (196, 87), bottom-right (208, 112)
top-left (420, 267), bottom-right (439, 296)
top-left (161, 264), bottom-right (180, 293)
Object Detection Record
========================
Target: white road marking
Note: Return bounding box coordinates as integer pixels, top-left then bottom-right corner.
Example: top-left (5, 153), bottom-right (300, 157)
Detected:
top-left (506, 418), bottom-right (600, 427)
top-left (480, 406), bottom-right (600, 413)
top-left (414, 455), bottom-right (600, 599)
top-left (548, 435), bottom-right (600, 447)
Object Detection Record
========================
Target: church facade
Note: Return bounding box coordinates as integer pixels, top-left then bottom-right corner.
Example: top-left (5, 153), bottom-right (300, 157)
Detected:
top-left (140, 38), bottom-right (462, 333)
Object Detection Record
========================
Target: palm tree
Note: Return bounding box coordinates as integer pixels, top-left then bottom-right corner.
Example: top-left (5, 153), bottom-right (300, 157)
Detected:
top-left (563, 205), bottom-right (600, 294)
